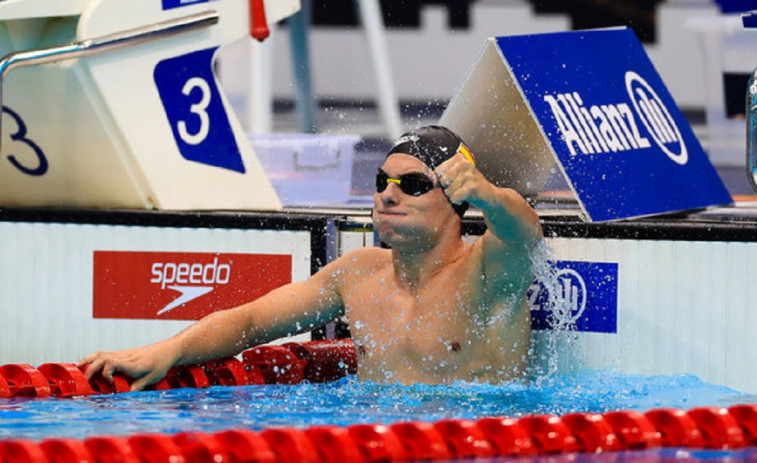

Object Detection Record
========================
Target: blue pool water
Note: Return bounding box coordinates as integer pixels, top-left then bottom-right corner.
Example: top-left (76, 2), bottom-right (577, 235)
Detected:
top-left (0, 369), bottom-right (750, 442)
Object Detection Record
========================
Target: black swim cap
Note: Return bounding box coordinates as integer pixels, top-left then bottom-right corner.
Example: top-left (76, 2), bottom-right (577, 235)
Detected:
top-left (386, 125), bottom-right (475, 218)
top-left (386, 125), bottom-right (475, 170)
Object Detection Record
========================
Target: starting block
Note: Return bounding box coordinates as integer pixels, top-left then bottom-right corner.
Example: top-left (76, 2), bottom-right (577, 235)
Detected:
top-left (0, 0), bottom-right (299, 210)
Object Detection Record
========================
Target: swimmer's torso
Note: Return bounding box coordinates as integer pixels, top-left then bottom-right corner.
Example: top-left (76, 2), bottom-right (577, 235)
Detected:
top-left (336, 245), bottom-right (531, 385)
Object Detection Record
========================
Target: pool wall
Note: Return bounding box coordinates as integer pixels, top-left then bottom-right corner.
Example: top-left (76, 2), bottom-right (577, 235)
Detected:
top-left (1, 208), bottom-right (756, 393)
top-left (0, 211), bottom-right (324, 366)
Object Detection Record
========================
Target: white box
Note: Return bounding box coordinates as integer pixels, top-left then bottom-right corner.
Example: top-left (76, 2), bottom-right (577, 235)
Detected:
top-left (249, 134), bottom-right (361, 206)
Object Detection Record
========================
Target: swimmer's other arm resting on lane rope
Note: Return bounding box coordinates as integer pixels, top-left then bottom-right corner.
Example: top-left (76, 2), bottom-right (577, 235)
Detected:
top-left (78, 269), bottom-right (346, 391)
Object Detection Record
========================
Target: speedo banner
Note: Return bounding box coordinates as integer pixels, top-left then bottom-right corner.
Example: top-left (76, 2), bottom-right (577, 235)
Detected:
top-left (93, 251), bottom-right (292, 320)
top-left (495, 28), bottom-right (732, 221)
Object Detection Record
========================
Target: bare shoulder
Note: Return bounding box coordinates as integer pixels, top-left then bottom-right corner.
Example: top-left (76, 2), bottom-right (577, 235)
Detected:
top-left (305, 246), bottom-right (391, 301)
top-left (334, 246), bottom-right (391, 272)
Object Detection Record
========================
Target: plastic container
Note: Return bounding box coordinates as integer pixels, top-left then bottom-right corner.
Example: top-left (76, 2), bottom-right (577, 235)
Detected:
top-left (249, 134), bottom-right (361, 206)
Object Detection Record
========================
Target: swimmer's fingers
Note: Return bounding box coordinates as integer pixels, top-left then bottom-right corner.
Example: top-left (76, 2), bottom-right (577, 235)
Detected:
top-left (129, 371), bottom-right (163, 392)
top-left (444, 176), bottom-right (475, 205)
top-left (78, 351), bottom-right (146, 384)
top-left (76, 352), bottom-right (99, 369)
top-left (435, 153), bottom-right (468, 184)
top-left (439, 174), bottom-right (468, 205)
top-left (435, 153), bottom-right (479, 188)
top-left (436, 158), bottom-right (487, 205)
top-left (77, 352), bottom-right (111, 381)
top-left (100, 358), bottom-right (120, 383)
top-left (87, 356), bottom-right (123, 382)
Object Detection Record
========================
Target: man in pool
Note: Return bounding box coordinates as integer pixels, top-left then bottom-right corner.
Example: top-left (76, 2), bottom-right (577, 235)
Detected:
top-left (79, 125), bottom-right (542, 390)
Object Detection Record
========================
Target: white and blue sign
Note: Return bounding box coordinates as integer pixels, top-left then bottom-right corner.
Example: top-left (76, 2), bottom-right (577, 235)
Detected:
top-left (529, 261), bottom-right (618, 333)
top-left (162, 0), bottom-right (210, 10)
top-left (154, 47), bottom-right (245, 173)
top-left (496, 29), bottom-right (732, 221)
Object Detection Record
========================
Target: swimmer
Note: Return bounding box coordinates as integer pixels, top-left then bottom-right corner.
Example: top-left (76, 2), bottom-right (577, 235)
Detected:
top-left (79, 125), bottom-right (542, 390)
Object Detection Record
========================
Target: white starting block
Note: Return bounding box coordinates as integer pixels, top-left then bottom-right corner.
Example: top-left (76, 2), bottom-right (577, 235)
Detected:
top-left (0, 0), bottom-right (299, 210)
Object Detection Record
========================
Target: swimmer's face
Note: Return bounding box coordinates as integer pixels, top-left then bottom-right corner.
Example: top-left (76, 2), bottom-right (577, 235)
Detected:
top-left (373, 153), bottom-right (456, 247)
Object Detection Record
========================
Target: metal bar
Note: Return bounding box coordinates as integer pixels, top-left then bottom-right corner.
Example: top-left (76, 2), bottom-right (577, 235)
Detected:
top-left (746, 70), bottom-right (757, 194)
top-left (0, 10), bottom-right (219, 151)
top-left (745, 11), bottom-right (757, 194)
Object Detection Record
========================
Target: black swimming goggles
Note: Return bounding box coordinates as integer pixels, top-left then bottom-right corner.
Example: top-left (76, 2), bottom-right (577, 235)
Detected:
top-left (375, 170), bottom-right (437, 196)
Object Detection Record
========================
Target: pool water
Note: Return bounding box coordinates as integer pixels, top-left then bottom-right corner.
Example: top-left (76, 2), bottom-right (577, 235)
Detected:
top-left (0, 369), bottom-right (750, 442)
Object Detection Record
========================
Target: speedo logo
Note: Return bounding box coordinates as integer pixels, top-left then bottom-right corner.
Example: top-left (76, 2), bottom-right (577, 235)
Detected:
top-left (94, 251), bottom-right (292, 321)
top-left (150, 257), bottom-right (231, 316)
top-left (543, 71), bottom-right (687, 165)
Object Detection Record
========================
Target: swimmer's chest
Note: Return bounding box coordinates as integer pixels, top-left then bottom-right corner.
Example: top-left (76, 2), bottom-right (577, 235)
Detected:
top-left (344, 270), bottom-right (483, 353)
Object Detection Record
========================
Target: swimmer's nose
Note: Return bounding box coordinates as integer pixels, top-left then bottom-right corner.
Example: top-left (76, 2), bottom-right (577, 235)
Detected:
top-left (379, 182), bottom-right (400, 206)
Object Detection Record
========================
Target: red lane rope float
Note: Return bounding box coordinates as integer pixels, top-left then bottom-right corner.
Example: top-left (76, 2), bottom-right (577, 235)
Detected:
top-left (83, 436), bottom-right (141, 463)
top-left (37, 363), bottom-right (94, 398)
top-left (390, 421), bottom-right (452, 461)
top-left (2, 340), bottom-right (757, 461)
top-left (3, 407), bottom-right (757, 462)
top-left (346, 423), bottom-right (408, 461)
top-left (0, 372), bottom-right (10, 398)
top-left (304, 426), bottom-right (364, 463)
top-left (476, 416), bottom-right (536, 456)
top-left (729, 404), bottom-right (757, 446)
top-left (432, 419), bottom-right (496, 458)
top-left (603, 409), bottom-right (662, 450)
top-left (0, 364), bottom-right (52, 398)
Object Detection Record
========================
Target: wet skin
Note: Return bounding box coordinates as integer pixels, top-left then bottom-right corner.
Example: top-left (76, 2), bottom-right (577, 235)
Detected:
top-left (78, 152), bottom-right (541, 389)
top-left (334, 153), bottom-right (537, 383)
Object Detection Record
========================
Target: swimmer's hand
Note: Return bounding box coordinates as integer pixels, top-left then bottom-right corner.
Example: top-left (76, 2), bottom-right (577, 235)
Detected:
top-left (436, 152), bottom-right (542, 243)
top-left (434, 152), bottom-right (494, 208)
top-left (77, 340), bottom-right (181, 392)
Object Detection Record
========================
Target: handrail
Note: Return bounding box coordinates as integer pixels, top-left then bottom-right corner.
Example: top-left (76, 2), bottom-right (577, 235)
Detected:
top-left (747, 69), bottom-right (757, 193)
top-left (0, 10), bottom-right (219, 152)
top-left (743, 10), bottom-right (757, 193)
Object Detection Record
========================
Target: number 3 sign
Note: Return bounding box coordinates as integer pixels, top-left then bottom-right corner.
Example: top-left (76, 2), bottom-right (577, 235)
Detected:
top-left (154, 47), bottom-right (245, 173)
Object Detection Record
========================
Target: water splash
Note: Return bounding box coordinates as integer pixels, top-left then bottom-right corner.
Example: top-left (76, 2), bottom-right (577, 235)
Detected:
top-left (527, 240), bottom-right (581, 382)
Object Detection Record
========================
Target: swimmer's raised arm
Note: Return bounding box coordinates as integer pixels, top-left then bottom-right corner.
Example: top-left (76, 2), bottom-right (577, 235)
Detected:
top-left (435, 152), bottom-right (542, 244)
top-left (435, 152), bottom-right (542, 288)
top-left (78, 259), bottom-right (347, 391)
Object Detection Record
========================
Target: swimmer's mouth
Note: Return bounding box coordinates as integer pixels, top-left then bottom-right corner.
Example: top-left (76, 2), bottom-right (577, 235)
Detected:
top-left (376, 210), bottom-right (407, 216)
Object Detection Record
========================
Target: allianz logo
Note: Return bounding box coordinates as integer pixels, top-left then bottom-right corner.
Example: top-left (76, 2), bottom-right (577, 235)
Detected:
top-left (543, 71), bottom-right (688, 165)
top-left (150, 257), bottom-right (231, 316)
top-left (529, 268), bottom-right (587, 327)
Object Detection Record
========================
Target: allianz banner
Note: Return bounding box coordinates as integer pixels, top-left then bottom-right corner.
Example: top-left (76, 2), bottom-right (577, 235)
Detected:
top-left (442, 28), bottom-right (732, 221)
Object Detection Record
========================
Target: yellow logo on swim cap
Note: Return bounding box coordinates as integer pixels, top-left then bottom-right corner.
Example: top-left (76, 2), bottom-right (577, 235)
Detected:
top-left (457, 143), bottom-right (475, 165)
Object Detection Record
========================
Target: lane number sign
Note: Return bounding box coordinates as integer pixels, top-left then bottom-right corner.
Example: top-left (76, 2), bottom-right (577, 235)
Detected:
top-left (154, 47), bottom-right (246, 173)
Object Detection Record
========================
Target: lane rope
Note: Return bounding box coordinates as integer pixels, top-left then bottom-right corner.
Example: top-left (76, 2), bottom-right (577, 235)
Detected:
top-left (1, 339), bottom-right (756, 461)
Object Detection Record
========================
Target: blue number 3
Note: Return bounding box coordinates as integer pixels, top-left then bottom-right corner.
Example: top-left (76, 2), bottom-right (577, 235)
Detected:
top-left (2, 106), bottom-right (48, 176)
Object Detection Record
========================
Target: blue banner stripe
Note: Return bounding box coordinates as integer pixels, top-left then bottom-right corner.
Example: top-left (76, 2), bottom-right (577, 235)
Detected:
top-left (529, 261), bottom-right (618, 333)
top-left (162, 0), bottom-right (210, 10)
